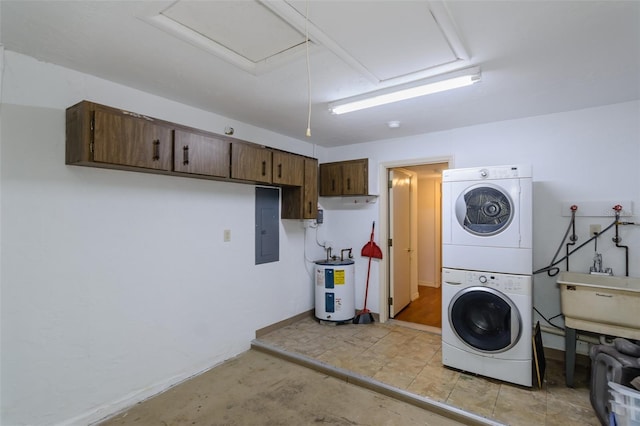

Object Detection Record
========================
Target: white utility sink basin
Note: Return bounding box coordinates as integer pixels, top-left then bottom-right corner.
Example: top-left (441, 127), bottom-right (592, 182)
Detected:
top-left (558, 271), bottom-right (640, 340)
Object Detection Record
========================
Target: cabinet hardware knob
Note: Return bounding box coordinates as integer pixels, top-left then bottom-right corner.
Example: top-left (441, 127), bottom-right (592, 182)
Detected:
top-left (262, 161), bottom-right (266, 176)
top-left (278, 164), bottom-right (282, 178)
top-left (347, 178), bottom-right (351, 190)
top-left (183, 145), bottom-right (189, 165)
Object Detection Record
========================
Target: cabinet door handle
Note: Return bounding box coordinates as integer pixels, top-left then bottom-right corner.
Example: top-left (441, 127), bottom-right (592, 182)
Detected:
top-left (278, 164), bottom-right (282, 178)
top-left (261, 161), bottom-right (266, 176)
top-left (347, 178), bottom-right (351, 190)
top-left (152, 139), bottom-right (160, 161)
top-left (308, 201), bottom-right (312, 214)
top-left (182, 145), bottom-right (189, 165)
top-left (331, 179), bottom-right (335, 191)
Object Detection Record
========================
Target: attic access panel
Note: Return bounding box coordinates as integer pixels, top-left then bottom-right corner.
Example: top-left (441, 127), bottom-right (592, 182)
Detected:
top-left (145, 0), bottom-right (469, 83)
top-left (145, 0), bottom-right (308, 74)
top-left (288, 0), bottom-right (462, 83)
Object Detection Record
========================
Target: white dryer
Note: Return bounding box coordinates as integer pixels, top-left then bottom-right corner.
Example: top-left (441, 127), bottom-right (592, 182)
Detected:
top-left (441, 267), bottom-right (532, 387)
top-left (442, 164), bottom-right (532, 275)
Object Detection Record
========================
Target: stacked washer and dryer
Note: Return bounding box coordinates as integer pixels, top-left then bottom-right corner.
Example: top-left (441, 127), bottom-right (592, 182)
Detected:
top-left (441, 165), bottom-right (533, 387)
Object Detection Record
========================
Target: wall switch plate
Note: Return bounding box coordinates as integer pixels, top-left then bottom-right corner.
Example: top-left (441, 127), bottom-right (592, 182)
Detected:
top-left (223, 229), bottom-right (231, 242)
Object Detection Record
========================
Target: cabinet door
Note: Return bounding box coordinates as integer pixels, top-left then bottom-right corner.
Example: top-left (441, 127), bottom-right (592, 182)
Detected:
top-left (303, 158), bottom-right (318, 219)
top-left (319, 163), bottom-right (343, 196)
top-left (281, 157), bottom-right (318, 219)
top-left (272, 151), bottom-right (304, 186)
top-left (231, 143), bottom-right (272, 183)
top-left (93, 109), bottom-right (172, 171)
top-left (174, 130), bottom-right (230, 178)
top-left (342, 159), bottom-right (367, 195)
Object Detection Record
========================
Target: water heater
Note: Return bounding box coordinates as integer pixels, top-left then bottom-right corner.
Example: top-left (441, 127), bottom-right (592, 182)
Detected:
top-left (314, 260), bottom-right (355, 323)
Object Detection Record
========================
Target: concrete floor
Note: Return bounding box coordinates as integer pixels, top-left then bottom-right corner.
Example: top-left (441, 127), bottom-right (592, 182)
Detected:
top-left (99, 350), bottom-right (465, 426)
top-left (99, 316), bottom-right (597, 426)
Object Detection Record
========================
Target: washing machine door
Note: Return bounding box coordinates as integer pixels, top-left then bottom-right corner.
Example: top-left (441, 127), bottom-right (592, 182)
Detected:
top-left (448, 286), bottom-right (522, 353)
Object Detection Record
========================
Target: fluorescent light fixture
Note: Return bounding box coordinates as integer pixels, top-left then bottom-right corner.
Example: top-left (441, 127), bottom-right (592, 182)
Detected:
top-left (329, 68), bottom-right (481, 115)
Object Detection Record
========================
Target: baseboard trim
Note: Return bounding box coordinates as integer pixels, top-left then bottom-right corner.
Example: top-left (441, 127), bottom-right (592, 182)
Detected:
top-left (544, 347), bottom-right (591, 367)
top-left (255, 309), bottom-right (315, 338)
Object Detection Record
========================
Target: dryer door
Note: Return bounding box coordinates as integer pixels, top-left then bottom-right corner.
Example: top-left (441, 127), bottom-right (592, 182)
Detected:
top-left (447, 178), bottom-right (522, 248)
top-left (448, 286), bottom-right (522, 353)
top-left (456, 184), bottom-right (513, 236)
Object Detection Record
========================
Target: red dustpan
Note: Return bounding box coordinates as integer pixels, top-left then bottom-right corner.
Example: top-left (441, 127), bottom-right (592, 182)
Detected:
top-left (361, 222), bottom-right (383, 259)
top-left (354, 222), bottom-right (382, 324)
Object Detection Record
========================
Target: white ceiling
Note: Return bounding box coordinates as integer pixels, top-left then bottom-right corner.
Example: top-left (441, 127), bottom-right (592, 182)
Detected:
top-left (2, 1), bottom-right (639, 148)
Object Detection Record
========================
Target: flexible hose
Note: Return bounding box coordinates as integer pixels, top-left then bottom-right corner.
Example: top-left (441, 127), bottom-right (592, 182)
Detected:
top-left (539, 208), bottom-right (576, 276)
top-left (544, 214), bottom-right (575, 276)
top-left (534, 217), bottom-right (618, 275)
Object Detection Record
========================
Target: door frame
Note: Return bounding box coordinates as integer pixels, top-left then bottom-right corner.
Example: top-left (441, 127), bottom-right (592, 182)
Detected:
top-left (377, 156), bottom-right (453, 323)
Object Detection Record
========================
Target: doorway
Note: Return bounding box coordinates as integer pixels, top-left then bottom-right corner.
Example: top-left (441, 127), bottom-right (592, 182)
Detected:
top-left (386, 161), bottom-right (448, 329)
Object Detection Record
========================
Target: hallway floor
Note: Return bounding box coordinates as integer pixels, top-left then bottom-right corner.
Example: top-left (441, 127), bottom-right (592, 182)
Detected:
top-left (254, 316), bottom-right (598, 426)
top-left (394, 285), bottom-right (442, 328)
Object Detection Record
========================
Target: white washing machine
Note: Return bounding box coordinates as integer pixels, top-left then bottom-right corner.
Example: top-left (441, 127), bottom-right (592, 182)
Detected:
top-left (441, 267), bottom-right (532, 387)
top-left (442, 164), bottom-right (532, 275)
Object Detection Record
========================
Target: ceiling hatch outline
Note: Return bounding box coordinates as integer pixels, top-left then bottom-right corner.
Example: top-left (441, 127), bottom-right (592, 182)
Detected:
top-left (142, 0), bottom-right (471, 84)
top-left (141, 0), bottom-right (311, 75)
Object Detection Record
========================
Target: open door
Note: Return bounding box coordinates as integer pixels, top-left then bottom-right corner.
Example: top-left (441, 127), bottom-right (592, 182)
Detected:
top-left (389, 169), bottom-right (413, 317)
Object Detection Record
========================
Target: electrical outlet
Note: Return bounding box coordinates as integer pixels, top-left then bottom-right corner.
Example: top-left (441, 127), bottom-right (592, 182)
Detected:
top-left (223, 229), bottom-right (231, 242)
top-left (589, 224), bottom-right (601, 235)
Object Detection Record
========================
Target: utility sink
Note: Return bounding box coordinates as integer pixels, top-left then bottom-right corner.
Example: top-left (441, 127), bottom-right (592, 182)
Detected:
top-left (558, 271), bottom-right (640, 340)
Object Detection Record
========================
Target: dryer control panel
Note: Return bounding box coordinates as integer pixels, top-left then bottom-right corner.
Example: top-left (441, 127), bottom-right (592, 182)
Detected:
top-left (442, 164), bottom-right (532, 182)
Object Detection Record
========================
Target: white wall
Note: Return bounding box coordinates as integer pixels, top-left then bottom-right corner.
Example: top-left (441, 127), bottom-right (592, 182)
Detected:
top-left (0, 51), bottom-right (327, 425)
top-left (2, 47), bottom-right (640, 425)
top-left (321, 100), bottom-right (640, 351)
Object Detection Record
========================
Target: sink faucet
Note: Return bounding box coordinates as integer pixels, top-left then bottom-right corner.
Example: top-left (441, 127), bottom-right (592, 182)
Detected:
top-left (590, 253), bottom-right (613, 275)
top-left (593, 253), bottom-right (603, 273)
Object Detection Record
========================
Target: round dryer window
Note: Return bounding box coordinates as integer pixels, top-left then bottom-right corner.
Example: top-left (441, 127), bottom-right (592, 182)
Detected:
top-left (455, 184), bottom-right (514, 236)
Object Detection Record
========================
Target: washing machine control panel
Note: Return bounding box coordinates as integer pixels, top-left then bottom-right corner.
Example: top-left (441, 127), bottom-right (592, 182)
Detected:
top-left (465, 271), bottom-right (532, 295)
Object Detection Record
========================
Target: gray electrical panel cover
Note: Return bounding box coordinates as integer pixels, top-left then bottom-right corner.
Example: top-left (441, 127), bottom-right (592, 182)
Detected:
top-left (255, 187), bottom-right (279, 264)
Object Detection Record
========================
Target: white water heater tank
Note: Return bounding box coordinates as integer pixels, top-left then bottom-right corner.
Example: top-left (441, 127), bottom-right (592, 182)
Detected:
top-left (315, 259), bottom-right (355, 323)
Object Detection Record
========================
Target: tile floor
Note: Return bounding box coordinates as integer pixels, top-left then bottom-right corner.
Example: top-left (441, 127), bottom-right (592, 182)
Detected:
top-left (255, 316), bottom-right (599, 426)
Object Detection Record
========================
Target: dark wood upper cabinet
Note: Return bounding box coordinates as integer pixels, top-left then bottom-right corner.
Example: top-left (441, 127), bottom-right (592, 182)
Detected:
top-left (319, 162), bottom-right (342, 196)
top-left (282, 157), bottom-right (318, 220)
top-left (93, 109), bottom-right (173, 171)
top-left (231, 143), bottom-right (272, 184)
top-left (272, 151), bottom-right (304, 186)
top-left (303, 157), bottom-right (318, 218)
top-left (174, 130), bottom-right (230, 178)
top-left (319, 159), bottom-right (368, 196)
top-left (66, 100), bottom-right (319, 219)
